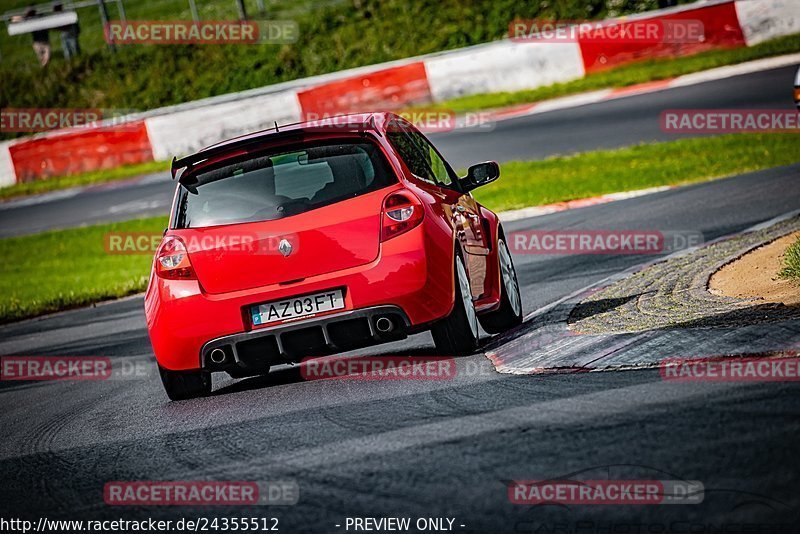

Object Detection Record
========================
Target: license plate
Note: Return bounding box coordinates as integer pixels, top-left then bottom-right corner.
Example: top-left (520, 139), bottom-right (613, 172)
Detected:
top-left (251, 289), bottom-right (345, 326)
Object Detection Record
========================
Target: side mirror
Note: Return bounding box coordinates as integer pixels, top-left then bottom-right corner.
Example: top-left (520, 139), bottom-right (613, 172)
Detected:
top-left (460, 161), bottom-right (500, 191)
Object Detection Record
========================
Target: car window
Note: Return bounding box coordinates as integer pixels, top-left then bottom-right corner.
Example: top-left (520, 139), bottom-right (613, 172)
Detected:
top-left (387, 125), bottom-right (456, 189)
top-left (173, 140), bottom-right (394, 228)
top-left (407, 131), bottom-right (454, 187)
top-left (386, 130), bottom-right (437, 184)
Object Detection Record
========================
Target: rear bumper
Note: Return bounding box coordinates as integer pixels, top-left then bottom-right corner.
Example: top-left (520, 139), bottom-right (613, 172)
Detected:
top-left (202, 305), bottom-right (410, 374)
top-left (145, 225), bottom-right (455, 371)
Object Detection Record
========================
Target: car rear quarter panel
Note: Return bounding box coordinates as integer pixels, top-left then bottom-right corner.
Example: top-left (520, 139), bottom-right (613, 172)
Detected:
top-left (474, 205), bottom-right (502, 312)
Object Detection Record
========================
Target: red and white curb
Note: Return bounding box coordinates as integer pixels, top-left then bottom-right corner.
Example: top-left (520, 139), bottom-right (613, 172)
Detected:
top-left (486, 209), bottom-right (800, 374)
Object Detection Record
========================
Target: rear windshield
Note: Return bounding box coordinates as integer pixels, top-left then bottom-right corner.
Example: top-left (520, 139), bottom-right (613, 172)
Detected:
top-left (173, 140), bottom-right (396, 228)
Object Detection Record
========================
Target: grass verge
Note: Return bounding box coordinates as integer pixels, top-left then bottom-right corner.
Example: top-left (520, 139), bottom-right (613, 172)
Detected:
top-left (1, 133), bottom-right (798, 323)
top-left (0, 160), bottom-right (169, 201)
top-left (780, 237), bottom-right (800, 282)
top-left (0, 216), bottom-right (166, 323)
top-left (412, 34), bottom-right (800, 114)
top-left (472, 133), bottom-right (800, 211)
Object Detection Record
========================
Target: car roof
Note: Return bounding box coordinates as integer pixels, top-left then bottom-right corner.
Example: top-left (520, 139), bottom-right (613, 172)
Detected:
top-left (171, 112), bottom-right (402, 180)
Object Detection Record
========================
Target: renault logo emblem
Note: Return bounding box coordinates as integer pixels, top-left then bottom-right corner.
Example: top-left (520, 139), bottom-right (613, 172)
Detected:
top-left (278, 239), bottom-right (293, 257)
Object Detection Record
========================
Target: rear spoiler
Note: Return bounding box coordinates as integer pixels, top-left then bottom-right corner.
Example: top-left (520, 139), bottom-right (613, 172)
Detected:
top-left (170, 116), bottom-right (382, 181)
top-left (170, 134), bottom-right (290, 181)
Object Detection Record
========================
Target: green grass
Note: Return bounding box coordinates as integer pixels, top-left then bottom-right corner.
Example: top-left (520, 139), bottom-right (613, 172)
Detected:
top-left (0, 160), bottom-right (169, 200)
top-left (411, 33), bottom-right (800, 114)
top-left (0, 216), bottom-right (166, 323)
top-left (472, 133), bottom-right (800, 211)
top-left (0, 0), bottom-right (336, 65)
top-left (780, 237), bottom-right (800, 282)
top-left (0, 0), bottom-right (691, 114)
top-left (2, 133), bottom-right (797, 323)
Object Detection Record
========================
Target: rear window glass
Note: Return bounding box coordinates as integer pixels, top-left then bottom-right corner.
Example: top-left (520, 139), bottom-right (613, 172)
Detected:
top-left (173, 140), bottom-right (396, 228)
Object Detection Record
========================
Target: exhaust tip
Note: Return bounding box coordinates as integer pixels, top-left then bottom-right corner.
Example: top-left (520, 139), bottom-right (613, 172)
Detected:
top-left (375, 317), bottom-right (394, 333)
top-left (209, 348), bottom-right (227, 364)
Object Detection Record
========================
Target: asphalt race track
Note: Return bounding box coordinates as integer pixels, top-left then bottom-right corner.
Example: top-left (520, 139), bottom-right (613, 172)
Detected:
top-left (2, 160), bottom-right (800, 530)
top-left (2, 60), bottom-right (800, 532)
top-left (0, 65), bottom-right (796, 238)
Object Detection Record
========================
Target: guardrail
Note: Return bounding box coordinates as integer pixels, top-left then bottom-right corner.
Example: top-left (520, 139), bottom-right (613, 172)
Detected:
top-left (1, 0), bottom-right (797, 186)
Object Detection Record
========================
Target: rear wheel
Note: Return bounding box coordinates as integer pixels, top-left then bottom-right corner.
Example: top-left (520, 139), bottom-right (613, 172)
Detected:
top-left (158, 366), bottom-right (212, 401)
top-left (431, 255), bottom-right (480, 355)
top-left (479, 238), bottom-right (523, 334)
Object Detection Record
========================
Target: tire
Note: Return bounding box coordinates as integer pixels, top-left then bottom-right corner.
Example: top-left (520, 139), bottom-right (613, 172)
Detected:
top-left (431, 254), bottom-right (480, 355)
top-left (479, 238), bottom-right (523, 334)
top-left (158, 365), bottom-right (212, 401)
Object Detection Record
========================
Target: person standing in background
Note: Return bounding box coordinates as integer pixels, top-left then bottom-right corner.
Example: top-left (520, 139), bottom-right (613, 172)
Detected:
top-left (53, 4), bottom-right (80, 60)
top-left (21, 8), bottom-right (52, 67)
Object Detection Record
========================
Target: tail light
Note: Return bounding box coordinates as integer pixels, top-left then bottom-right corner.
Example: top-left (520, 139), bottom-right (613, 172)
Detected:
top-left (155, 236), bottom-right (196, 280)
top-left (381, 190), bottom-right (424, 241)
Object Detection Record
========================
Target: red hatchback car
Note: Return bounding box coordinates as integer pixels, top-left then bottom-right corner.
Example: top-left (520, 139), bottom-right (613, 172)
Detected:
top-left (145, 112), bottom-right (523, 400)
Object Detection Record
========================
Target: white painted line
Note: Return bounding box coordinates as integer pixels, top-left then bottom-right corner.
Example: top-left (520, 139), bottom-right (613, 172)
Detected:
top-left (459, 53), bottom-right (800, 128)
top-left (498, 185), bottom-right (673, 222)
top-left (135, 172), bottom-right (171, 185)
top-left (742, 208), bottom-right (800, 233)
top-left (601, 186), bottom-right (674, 201)
top-left (0, 171), bottom-right (172, 210)
top-left (668, 52), bottom-right (800, 88)
top-left (108, 199), bottom-right (169, 215)
top-left (527, 89), bottom-right (612, 114)
top-left (0, 188), bottom-right (82, 210)
top-left (497, 205), bottom-right (563, 221)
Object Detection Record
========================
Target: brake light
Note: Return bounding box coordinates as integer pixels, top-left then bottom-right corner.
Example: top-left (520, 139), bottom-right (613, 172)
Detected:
top-left (155, 236), bottom-right (196, 280)
top-left (381, 190), bottom-right (424, 241)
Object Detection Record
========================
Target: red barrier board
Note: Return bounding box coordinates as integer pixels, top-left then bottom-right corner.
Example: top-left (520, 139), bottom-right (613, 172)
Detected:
top-left (297, 62), bottom-right (432, 120)
top-left (578, 2), bottom-right (745, 73)
top-left (9, 121), bottom-right (154, 182)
